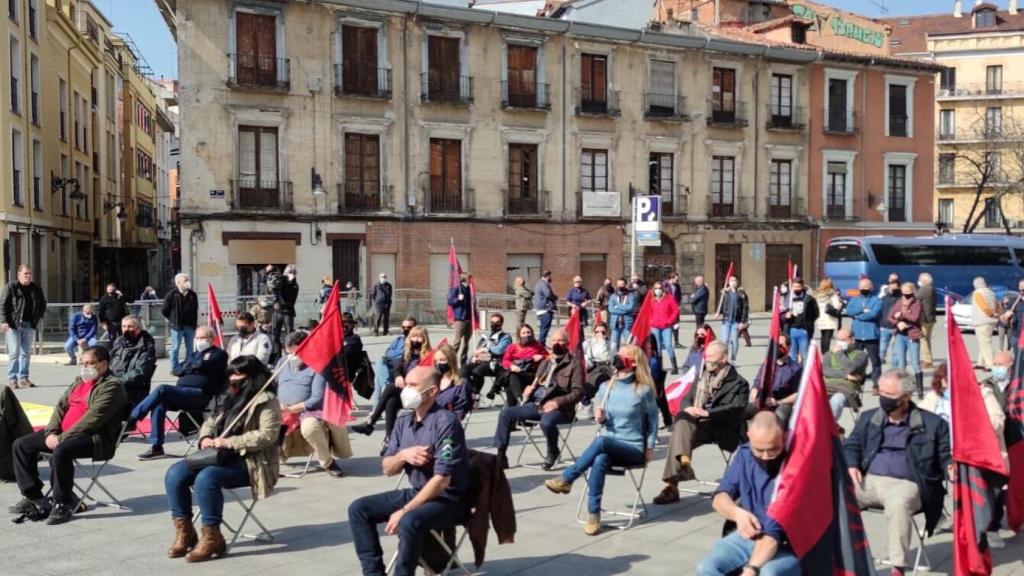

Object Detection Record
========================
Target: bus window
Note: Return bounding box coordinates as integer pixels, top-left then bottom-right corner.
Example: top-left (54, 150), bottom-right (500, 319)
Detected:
top-left (1015, 248), bottom-right (1024, 266)
top-left (873, 244), bottom-right (1013, 266)
top-left (824, 243), bottom-right (867, 263)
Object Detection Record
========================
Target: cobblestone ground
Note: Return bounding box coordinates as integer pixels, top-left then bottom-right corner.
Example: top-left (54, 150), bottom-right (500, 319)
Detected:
top-left (1, 317), bottom-right (1021, 575)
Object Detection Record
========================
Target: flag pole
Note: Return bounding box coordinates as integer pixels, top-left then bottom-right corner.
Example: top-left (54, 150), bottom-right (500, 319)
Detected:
top-left (214, 354), bottom-right (292, 440)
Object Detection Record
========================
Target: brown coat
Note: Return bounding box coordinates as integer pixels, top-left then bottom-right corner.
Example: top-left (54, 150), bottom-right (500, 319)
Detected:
top-left (466, 450), bottom-right (516, 567)
top-left (532, 353), bottom-right (585, 422)
top-left (887, 296), bottom-right (923, 340)
top-left (199, 391), bottom-right (281, 500)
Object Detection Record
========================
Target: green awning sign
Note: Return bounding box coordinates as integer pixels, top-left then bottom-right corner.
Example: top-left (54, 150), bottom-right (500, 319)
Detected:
top-left (791, 4), bottom-right (886, 48)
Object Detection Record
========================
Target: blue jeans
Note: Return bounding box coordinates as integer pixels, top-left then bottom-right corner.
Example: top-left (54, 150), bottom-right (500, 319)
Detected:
top-left (720, 321), bottom-right (739, 361)
top-left (169, 327), bottom-right (196, 372)
top-left (130, 385), bottom-right (210, 447)
top-left (697, 531), bottom-right (801, 576)
top-left (610, 317), bottom-right (634, 351)
top-left (494, 402), bottom-right (567, 458)
top-left (348, 488), bottom-right (467, 576)
top-left (789, 327), bottom-right (809, 361)
top-left (879, 327), bottom-right (895, 365)
top-left (562, 436), bottom-right (644, 514)
top-left (538, 312), bottom-right (553, 346)
top-left (64, 336), bottom-right (98, 361)
top-left (371, 358), bottom-right (392, 410)
top-left (164, 456), bottom-right (250, 527)
top-left (5, 326), bottom-right (34, 381)
top-left (652, 327), bottom-right (674, 365)
top-left (891, 334), bottom-right (921, 375)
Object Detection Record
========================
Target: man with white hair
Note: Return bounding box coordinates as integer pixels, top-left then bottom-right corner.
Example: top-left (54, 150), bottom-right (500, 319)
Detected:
top-left (63, 304), bottom-right (98, 366)
top-left (161, 273), bottom-right (198, 373)
top-left (915, 273), bottom-right (936, 368)
top-left (844, 369), bottom-right (951, 575)
top-left (971, 276), bottom-right (998, 370)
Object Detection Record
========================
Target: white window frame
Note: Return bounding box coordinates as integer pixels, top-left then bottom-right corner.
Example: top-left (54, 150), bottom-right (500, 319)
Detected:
top-left (883, 152), bottom-right (916, 223)
top-left (823, 68), bottom-right (857, 131)
top-left (884, 74), bottom-right (916, 138)
top-left (29, 52), bottom-right (39, 125)
top-left (938, 198), bottom-right (954, 225)
top-left (821, 149), bottom-right (857, 220)
top-left (939, 109), bottom-right (954, 138)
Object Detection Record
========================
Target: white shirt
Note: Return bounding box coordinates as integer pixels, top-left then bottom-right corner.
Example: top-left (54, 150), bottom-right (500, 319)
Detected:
top-left (228, 331), bottom-right (272, 365)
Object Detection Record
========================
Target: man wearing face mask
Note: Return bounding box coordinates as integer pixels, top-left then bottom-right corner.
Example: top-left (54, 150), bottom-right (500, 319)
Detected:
top-left (108, 316), bottom-right (158, 412)
top-left (691, 275), bottom-right (709, 329)
top-left (9, 346), bottom-right (126, 525)
top-left (97, 282), bottom-right (130, 340)
top-left (162, 273), bottom-right (198, 374)
top-left (822, 328), bottom-right (869, 422)
top-left (746, 333), bottom-right (801, 424)
top-left (348, 365), bottom-right (470, 576)
top-left (532, 270), bottom-right (558, 346)
top-left (844, 277), bottom-right (883, 392)
top-left (844, 369), bottom-right (951, 575)
top-left (493, 329), bottom-right (584, 470)
top-left (270, 265), bottom-right (299, 360)
top-left (448, 273), bottom-right (474, 366)
top-left (715, 276), bottom-right (748, 363)
top-left (371, 273), bottom-right (394, 337)
top-left (128, 326), bottom-right (228, 461)
top-left (696, 412), bottom-right (800, 576)
top-left (595, 277), bottom-right (613, 326)
top-left (654, 341), bottom-right (749, 505)
top-left (462, 313), bottom-right (513, 399)
top-left (979, 351), bottom-right (1011, 548)
top-left (342, 312), bottom-right (364, 379)
top-left (887, 282), bottom-right (924, 398)
top-left (780, 277), bottom-right (818, 363)
top-left (608, 278), bottom-right (636, 351)
top-left (227, 312), bottom-right (272, 366)
top-left (63, 304), bottom-right (98, 366)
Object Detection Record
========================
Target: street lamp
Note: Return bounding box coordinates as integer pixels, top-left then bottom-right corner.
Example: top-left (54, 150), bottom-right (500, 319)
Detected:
top-left (103, 200), bottom-right (128, 223)
top-left (51, 176), bottom-right (84, 200)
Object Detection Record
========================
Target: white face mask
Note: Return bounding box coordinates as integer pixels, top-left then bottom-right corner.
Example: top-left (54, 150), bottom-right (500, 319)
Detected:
top-left (400, 386), bottom-right (424, 410)
top-left (181, 281), bottom-right (192, 292)
top-left (289, 357), bottom-right (303, 370)
top-left (835, 340), bottom-right (850, 352)
top-left (195, 339), bottom-right (211, 353)
top-left (80, 366), bottom-right (99, 382)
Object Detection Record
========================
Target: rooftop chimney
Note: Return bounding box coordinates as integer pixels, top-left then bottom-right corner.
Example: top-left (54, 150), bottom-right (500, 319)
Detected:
top-left (954, 0), bottom-right (962, 17)
top-left (1012, 0), bottom-right (1019, 15)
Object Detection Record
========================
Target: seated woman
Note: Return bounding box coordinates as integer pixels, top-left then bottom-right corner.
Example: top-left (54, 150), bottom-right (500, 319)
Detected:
top-left (497, 324), bottom-right (548, 406)
top-left (350, 326), bottom-right (431, 445)
top-left (543, 344), bottom-right (659, 536)
top-left (683, 324), bottom-right (716, 373)
top-left (746, 332), bottom-right (802, 423)
top-left (433, 343), bottom-right (470, 420)
top-left (163, 355), bottom-right (281, 562)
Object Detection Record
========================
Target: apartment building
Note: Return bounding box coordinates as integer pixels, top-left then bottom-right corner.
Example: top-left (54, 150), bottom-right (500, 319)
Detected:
top-left (886, 1), bottom-right (1024, 234)
top-left (153, 78), bottom-right (180, 290)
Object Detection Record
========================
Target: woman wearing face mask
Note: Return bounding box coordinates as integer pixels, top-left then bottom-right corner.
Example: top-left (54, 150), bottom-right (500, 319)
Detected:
top-left (433, 344), bottom-right (469, 420)
top-left (350, 326), bottom-right (432, 444)
top-left (649, 282), bottom-right (682, 375)
top-left (498, 325), bottom-right (548, 407)
top-left (887, 282), bottom-right (924, 397)
top-left (163, 355), bottom-right (281, 562)
top-left (544, 344), bottom-right (659, 536)
top-left (683, 325), bottom-right (716, 372)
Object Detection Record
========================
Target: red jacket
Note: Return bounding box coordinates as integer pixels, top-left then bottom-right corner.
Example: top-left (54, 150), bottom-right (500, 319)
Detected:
top-left (501, 341), bottom-right (548, 370)
top-left (650, 295), bottom-right (680, 330)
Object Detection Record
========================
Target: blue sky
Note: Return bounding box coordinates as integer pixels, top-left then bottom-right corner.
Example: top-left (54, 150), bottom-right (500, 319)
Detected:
top-left (101, 0), bottom-right (949, 81)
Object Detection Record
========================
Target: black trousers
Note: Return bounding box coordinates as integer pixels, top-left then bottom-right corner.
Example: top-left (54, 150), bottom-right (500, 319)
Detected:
top-left (462, 362), bottom-right (502, 395)
top-left (374, 307), bottom-right (391, 336)
top-left (694, 313), bottom-right (706, 330)
top-left (272, 311), bottom-right (295, 356)
top-left (14, 430), bottom-right (93, 504)
top-left (505, 370), bottom-right (536, 407)
top-left (368, 384), bottom-right (402, 438)
top-left (853, 339), bottom-right (881, 387)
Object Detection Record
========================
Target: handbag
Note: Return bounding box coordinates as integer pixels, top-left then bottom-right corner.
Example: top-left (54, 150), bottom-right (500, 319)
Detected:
top-left (352, 351), bottom-right (375, 400)
top-left (185, 447), bottom-right (231, 471)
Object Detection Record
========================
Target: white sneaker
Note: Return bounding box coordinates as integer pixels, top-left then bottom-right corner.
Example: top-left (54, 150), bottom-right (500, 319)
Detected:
top-left (577, 404), bottom-right (593, 420)
top-left (987, 531), bottom-right (1005, 549)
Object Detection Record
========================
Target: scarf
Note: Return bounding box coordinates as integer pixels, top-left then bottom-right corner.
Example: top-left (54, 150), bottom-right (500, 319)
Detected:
top-left (693, 364), bottom-right (730, 411)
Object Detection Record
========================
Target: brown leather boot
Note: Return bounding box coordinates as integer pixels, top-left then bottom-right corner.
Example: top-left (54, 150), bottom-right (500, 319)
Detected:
top-left (168, 517), bottom-right (198, 558)
top-left (185, 525), bottom-right (226, 562)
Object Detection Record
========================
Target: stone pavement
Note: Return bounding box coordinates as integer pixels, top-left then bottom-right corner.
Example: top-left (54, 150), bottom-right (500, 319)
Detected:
top-left (1, 320), bottom-right (1021, 576)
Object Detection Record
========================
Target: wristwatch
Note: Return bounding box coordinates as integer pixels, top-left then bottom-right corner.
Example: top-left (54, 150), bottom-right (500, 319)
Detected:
top-left (744, 565), bottom-right (761, 576)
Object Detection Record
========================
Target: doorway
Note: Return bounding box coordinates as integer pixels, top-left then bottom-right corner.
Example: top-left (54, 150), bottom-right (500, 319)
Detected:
top-left (332, 239), bottom-right (362, 289)
top-left (765, 244), bottom-right (802, 310)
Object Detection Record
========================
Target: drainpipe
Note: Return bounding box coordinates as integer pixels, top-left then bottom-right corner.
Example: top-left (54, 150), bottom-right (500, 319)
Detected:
top-left (403, 14), bottom-right (411, 217)
top-left (561, 34), bottom-right (567, 220)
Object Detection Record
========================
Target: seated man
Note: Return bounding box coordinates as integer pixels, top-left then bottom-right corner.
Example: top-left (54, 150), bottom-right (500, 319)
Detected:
top-left (845, 369), bottom-right (951, 576)
top-left (823, 328), bottom-right (869, 421)
top-left (277, 331), bottom-right (347, 477)
top-left (129, 326), bottom-right (228, 460)
top-left (64, 304), bottom-right (99, 366)
top-left (108, 316), bottom-right (157, 412)
top-left (348, 365), bottom-right (470, 576)
top-left (746, 333), bottom-right (801, 423)
top-left (697, 412), bottom-right (801, 576)
top-left (373, 318), bottom-right (416, 409)
top-left (8, 346), bottom-right (126, 525)
top-left (461, 313), bottom-right (512, 398)
top-left (654, 341), bottom-right (749, 505)
top-left (493, 329), bottom-right (584, 470)
top-left (226, 312), bottom-right (272, 365)
top-left (0, 385), bottom-right (32, 482)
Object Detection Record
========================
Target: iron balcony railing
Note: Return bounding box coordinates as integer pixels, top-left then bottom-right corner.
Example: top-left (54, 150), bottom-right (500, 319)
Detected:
top-left (644, 93), bottom-right (687, 120)
top-left (227, 53), bottom-right (291, 91)
top-left (575, 88), bottom-right (620, 116)
top-left (337, 182), bottom-right (390, 214)
top-left (765, 105), bottom-right (805, 130)
top-left (504, 188), bottom-right (547, 217)
top-left (333, 65), bottom-right (392, 99)
top-left (501, 81), bottom-right (551, 110)
top-left (420, 72), bottom-right (473, 104)
top-left (707, 100), bottom-right (748, 127)
top-left (229, 179), bottom-right (293, 211)
top-left (823, 109), bottom-right (859, 135)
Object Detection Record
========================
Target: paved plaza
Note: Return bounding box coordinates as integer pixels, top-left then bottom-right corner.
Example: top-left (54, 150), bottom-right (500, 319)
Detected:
top-left (1, 317), bottom-right (1022, 576)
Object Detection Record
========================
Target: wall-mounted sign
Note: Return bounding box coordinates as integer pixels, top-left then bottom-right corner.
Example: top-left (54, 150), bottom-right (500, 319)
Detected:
top-left (635, 195), bottom-right (661, 247)
top-left (582, 191), bottom-right (621, 218)
top-left (210, 189), bottom-right (225, 199)
top-left (791, 4), bottom-right (886, 48)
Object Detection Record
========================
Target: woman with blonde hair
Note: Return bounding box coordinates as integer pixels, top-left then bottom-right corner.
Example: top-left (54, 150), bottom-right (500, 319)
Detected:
top-left (514, 276), bottom-right (533, 327)
top-left (350, 327), bottom-right (432, 445)
top-left (814, 276), bottom-right (844, 352)
top-left (433, 343), bottom-right (470, 420)
top-left (544, 343), bottom-right (659, 536)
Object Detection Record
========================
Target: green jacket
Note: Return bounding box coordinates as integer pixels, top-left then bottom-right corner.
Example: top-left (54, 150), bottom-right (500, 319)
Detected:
top-left (199, 391), bottom-right (281, 500)
top-left (45, 372), bottom-right (127, 461)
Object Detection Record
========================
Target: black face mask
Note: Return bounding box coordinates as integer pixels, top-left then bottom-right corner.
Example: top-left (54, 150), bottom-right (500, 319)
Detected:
top-left (792, 289), bottom-right (803, 296)
top-left (695, 337), bottom-right (705, 347)
top-left (617, 287), bottom-right (628, 294)
top-left (860, 289), bottom-right (872, 296)
top-left (236, 326), bottom-right (252, 337)
top-left (552, 343), bottom-right (568, 356)
top-left (522, 335), bottom-right (535, 345)
top-left (902, 293), bottom-right (913, 300)
top-left (612, 355), bottom-right (630, 371)
top-left (123, 330), bottom-right (138, 341)
top-left (490, 323), bottom-right (502, 332)
top-left (435, 363), bottom-right (449, 375)
top-left (410, 341), bottom-right (423, 351)
top-left (754, 454), bottom-right (784, 477)
top-left (879, 395), bottom-right (903, 414)
top-left (402, 327), bottom-right (413, 336)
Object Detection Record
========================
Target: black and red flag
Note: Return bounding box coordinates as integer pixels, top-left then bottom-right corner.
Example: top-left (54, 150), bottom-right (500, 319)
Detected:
top-left (564, 305), bottom-right (588, 380)
top-left (768, 343), bottom-right (876, 575)
top-left (629, 289), bottom-right (655, 356)
top-left (1007, 322), bottom-right (1024, 533)
top-left (757, 287), bottom-right (782, 409)
top-left (947, 295), bottom-right (1009, 575)
top-left (293, 281), bottom-right (353, 428)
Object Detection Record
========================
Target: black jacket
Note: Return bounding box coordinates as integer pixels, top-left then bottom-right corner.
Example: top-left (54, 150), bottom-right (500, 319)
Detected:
top-left (109, 331), bottom-right (158, 405)
top-left (372, 281), bottom-right (393, 310)
top-left (844, 405), bottom-right (952, 534)
top-left (274, 277), bottom-right (299, 315)
top-left (0, 282), bottom-right (47, 330)
top-left (97, 293), bottom-right (130, 326)
top-left (175, 347), bottom-right (229, 398)
top-left (690, 285), bottom-right (709, 315)
top-left (679, 364), bottom-right (749, 452)
top-left (161, 289), bottom-right (198, 330)
top-left (783, 291), bottom-right (819, 334)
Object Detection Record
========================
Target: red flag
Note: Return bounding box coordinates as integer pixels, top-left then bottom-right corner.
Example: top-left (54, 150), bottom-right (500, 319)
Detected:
top-left (768, 344), bottom-right (876, 574)
top-left (757, 287), bottom-right (782, 409)
top-left (293, 282), bottom-right (353, 428)
top-left (564, 306), bottom-right (588, 380)
top-left (419, 338), bottom-right (448, 368)
top-left (786, 256), bottom-right (794, 284)
top-left (666, 361), bottom-right (699, 416)
top-left (207, 284), bottom-right (224, 349)
top-left (629, 290), bottom-right (654, 355)
top-left (723, 261), bottom-right (735, 289)
top-left (1007, 319), bottom-right (1024, 532)
top-left (948, 295), bottom-right (1009, 574)
top-left (446, 242), bottom-right (463, 327)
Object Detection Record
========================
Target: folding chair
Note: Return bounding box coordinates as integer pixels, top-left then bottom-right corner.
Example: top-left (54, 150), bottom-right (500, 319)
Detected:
top-left (191, 487), bottom-right (273, 553)
top-left (385, 525), bottom-right (473, 576)
top-left (44, 422), bottom-right (131, 513)
top-left (165, 410), bottom-right (204, 456)
top-left (575, 463), bottom-right (648, 530)
top-left (514, 418), bottom-right (577, 471)
top-left (282, 453), bottom-right (316, 479)
top-left (862, 506), bottom-right (931, 575)
top-left (678, 447), bottom-right (733, 498)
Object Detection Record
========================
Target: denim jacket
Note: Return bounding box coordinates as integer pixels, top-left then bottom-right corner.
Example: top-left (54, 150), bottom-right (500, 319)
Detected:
top-left (844, 295), bottom-right (882, 341)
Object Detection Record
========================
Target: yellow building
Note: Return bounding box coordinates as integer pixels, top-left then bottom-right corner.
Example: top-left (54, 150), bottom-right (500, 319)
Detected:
top-left (888, 2), bottom-right (1024, 234)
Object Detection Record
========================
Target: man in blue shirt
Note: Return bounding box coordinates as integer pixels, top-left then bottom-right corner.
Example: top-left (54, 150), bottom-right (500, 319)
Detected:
top-left (844, 277), bottom-right (883, 391)
top-left (448, 274), bottom-right (474, 366)
top-left (348, 365), bottom-right (470, 576)
top-left (373, 318), bottom-right (416, 409)
top-left (697, 412), bottom-right (800, 576)
top-left (64, 304), bottom-right (98, 366)
top-left (461, 312), bottom-right (512, 399)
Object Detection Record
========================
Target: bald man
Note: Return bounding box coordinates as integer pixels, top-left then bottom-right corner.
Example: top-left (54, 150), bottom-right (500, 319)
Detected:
top-left (697, 412), bottom-right (800, 576)
top-left (493, 329), bottom-right (584, 470)
top-left (348, 365), bottom-right (470, 576)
